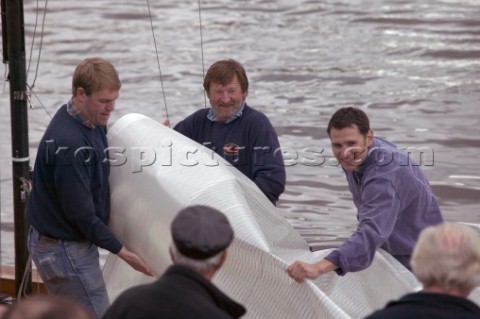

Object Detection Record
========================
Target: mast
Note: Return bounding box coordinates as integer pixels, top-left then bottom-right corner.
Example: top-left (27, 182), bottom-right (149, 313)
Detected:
top-left (2, 0), bottom-right (32, 295)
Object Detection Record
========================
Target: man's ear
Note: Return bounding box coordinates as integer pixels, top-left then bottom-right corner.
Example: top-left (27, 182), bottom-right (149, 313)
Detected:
top-left (366, 129), bottom-right (374, 147)
top-left (75, 87), bottom-right (87, 104)
top-left (169, 247), bottom-right (175, 263)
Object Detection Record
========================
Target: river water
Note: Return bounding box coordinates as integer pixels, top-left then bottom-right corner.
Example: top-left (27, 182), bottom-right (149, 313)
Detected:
top-left (1, 0), bottom-right (479, 266)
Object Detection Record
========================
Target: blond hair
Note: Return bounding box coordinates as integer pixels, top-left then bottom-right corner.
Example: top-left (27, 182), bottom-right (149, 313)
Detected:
top-left (72, 57), bottom-right (121, 96)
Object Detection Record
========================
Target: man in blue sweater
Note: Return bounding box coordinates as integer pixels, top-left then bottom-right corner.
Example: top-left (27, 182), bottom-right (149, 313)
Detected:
top-left (173, 59), bottom-right (286, 205)
top-left (26, 58), bottom-right (152, 319)
top-left (288, 107), bottom-right (443, 281)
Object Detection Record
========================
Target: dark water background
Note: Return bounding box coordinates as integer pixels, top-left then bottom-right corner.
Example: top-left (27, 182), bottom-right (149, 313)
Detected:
top-left (1, 0), bottom-right (479, 266)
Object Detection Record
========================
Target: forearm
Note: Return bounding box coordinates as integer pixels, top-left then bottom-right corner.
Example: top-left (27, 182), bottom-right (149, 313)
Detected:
top-left (287, 259), bottom-right (338, 282)
top-left (317, 259), bottom-right (338, 274)
top-left (117, 247), bottom-right (153, 276)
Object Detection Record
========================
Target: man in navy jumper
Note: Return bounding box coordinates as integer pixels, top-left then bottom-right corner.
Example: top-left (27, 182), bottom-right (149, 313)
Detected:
top-left (26, 58), bottom-right (152, 319)
top-left (173, 59), bottom-right (286, 205)
top-left (288, 107), bottom-right (443, 281)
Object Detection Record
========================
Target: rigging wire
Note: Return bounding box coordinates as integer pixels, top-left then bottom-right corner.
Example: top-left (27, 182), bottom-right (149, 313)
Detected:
top-left (27, 84), bottom-right (52, 119)
top-left (146, 0), bottom-right (170, 127)
top-left (25, 0), bottom-right (52, 121)
top-left (197, 0), bottom-right (207, 108)
top-left (27, 0), bottom-right (48, 90)
top-left (26, 0), bottom-right (40, 77)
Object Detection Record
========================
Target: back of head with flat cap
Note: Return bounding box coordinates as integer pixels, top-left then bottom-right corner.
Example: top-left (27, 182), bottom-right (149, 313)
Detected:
top-left (171, 205), bottom-right (234, 260)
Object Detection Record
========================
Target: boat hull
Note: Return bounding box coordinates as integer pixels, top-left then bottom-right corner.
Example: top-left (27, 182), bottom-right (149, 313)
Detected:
top-left (103, 113), bottom-right (479, 318)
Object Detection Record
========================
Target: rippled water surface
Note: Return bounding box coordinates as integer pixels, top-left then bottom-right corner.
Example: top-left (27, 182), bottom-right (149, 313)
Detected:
top-left (1, 0), bottom-right (479, 266)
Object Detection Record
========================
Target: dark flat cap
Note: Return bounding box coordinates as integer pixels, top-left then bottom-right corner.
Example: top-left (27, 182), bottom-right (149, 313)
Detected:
top-left (171, 205), bottom-right (234, 260)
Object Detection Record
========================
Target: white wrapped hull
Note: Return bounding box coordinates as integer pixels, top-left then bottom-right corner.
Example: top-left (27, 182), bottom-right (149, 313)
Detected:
top-left (104, 113), bottom-right (428, 318)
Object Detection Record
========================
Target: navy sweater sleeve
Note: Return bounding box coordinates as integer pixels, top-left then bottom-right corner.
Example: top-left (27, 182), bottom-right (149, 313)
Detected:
top-left (247, 113), bottom-right (286, 204)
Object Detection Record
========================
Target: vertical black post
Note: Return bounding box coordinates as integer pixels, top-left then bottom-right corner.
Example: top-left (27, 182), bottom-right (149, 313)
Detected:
top-left (1, 0), bottom-right (8, 63)
top-left (4, 0), bottom-right (32, 295)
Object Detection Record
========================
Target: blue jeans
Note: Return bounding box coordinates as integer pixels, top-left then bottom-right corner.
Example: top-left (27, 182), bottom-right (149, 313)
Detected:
top-left (28, 227), bottom-right (109, 319)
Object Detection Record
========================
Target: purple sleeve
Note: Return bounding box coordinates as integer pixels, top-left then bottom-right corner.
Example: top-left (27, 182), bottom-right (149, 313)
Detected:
top-left (326, 175), bottom-right (401, 275)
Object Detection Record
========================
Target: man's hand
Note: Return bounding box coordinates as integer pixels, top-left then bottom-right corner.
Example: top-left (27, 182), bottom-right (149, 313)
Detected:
top-left (117, 247), bottom-right (153, 276)
top-left (287, 259), bottom-right (337, 283)
top-left (162, 119), bottom-right (170, 127)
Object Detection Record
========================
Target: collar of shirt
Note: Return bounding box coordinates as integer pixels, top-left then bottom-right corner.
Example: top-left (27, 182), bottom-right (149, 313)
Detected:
top-left (207, 102), bottom-right (245, 123)
top-left (67, 99), bottom-right (95, 129)
top-left (352, 146), bottom-right (375, 184)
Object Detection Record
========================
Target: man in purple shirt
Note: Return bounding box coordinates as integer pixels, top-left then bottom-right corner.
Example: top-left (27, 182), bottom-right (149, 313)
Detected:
top-left (288, 107), bottom-right (443, 281)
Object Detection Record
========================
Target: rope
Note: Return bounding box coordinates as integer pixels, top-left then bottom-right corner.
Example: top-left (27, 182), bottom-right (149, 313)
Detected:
top-left (16, 254), bottom-right (42, 300)
top-left (27, 0), bottom-right (48, 90)
top-left (16, 255), bottom-right (31, 300)
top-left (197, 0), bottom-right (207, 108)
top-left (146, 0), bottom-right (170, 127)
top-left (27, 84), bottom-right (52, 119)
